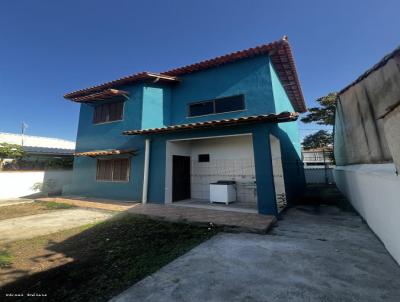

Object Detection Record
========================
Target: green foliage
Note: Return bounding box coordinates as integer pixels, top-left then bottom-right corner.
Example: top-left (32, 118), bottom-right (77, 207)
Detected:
top-left (46, 157), bottom-right (74, 169)
top-left (0, 249), bottom-right (13, 268)
top-left (3, 156), bottom-right (74, 171)
top-left (302, 130), bottom-right (333, 150)
top-left (32, 179), bottom-right (58, 193)
top-left (301, 92), bottom-right (337, 126)
top-left (0, 143), bottom-right (24, 160)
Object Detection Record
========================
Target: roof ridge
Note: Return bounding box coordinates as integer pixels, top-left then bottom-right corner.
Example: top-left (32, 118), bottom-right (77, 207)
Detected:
top-left (63, 36), bottom-right (306, 112)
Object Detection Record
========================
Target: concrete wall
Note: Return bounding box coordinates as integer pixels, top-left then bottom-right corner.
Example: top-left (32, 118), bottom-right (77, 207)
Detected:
top-left (334, 164), bottom-right (400, 265)
top-left (0, 170), bottom-right (72, 199)
top-left (304, 167), bottom-right (334, 184)
top-left (334, 52), bottom-right (400, 166)
top-left (382, 104), bottom-right (400, 172)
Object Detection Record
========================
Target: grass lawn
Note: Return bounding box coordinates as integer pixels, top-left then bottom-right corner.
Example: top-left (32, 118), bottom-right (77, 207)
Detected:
top-left (0, 201), bottom-right (75, 221)
top-left (0, 213), bottom-right (218, 301)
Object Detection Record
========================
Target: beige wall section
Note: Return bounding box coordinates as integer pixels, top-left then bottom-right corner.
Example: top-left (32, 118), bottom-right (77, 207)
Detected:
top-left (335, 52), bottom-right (400, 166)
top-left (270, 134), bottom-right (286, 212)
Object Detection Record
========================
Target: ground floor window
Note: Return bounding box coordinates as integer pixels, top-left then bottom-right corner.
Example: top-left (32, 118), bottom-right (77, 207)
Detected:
top-left (96, 158), bottom-right (130, 182)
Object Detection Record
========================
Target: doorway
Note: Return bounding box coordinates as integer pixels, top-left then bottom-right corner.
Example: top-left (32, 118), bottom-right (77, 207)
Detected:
top-left (172, 155), bottom-right (191, 201)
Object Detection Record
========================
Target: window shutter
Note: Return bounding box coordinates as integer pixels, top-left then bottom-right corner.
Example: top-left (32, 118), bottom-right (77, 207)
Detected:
top-left (96, 158), bottom-right (129, 181)
top-left (113, 159), bottom-right (122, 181)
top-left (115, 102), bottom-right (123, 120)
top-left (109, 103), bottom-right (117, 121)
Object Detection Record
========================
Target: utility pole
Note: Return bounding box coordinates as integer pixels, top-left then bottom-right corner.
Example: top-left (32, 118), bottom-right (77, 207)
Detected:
top-left (21, 121), bottom-right (28, 146)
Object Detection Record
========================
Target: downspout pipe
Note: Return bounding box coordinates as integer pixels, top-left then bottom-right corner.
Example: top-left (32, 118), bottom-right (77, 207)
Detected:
top-left (142, 138), bottom-right (150, 204)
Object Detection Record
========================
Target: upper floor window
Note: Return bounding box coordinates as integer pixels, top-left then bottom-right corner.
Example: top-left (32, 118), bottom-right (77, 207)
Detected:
top-left (188, 95), bottom-right (245, 117)
top-left (93, 101), bottom-right (124, 124)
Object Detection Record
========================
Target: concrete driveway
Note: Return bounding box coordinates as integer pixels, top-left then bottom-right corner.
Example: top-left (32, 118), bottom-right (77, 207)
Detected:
top-left (111, 205), bottom-right (400, 302)
top-left (0, 208), bottom-right (113, 243)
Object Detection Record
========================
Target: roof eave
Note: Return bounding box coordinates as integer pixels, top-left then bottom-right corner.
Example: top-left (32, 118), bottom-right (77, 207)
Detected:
top-left (64, 72), bottom-right (179, 100)
top-left (123, 112), bottom-right (299, 136)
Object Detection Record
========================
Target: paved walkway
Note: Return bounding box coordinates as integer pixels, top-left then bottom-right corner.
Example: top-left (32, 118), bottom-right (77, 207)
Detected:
top-left (126, 204), bottom-right (276, 233)
top-left (0, 208), bottom-right (113, 243)
top-left (35, 198), bottom-right (275, 233)
top-left (111, 205), bottom-right (400, 302)
top-left (0, 198), bottom-right (34, 207)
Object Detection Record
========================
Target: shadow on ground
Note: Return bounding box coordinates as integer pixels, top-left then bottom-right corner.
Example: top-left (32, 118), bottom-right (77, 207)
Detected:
top-left (0, 213), bottom-right (218, 302)
top-left (110, 185), bottom-right (400, 302)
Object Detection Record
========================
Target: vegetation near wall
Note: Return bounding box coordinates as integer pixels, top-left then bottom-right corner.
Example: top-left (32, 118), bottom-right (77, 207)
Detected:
top-left (0, 142), bottom-right (73, 171)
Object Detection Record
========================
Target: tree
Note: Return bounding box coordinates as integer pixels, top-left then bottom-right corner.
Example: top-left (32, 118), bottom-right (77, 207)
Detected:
top-left (0, 143), bottom-right (25, 169)
top-left (301, 92), bottom-right (337, 126)
top-left (302, 130), bottom-right (333, 150)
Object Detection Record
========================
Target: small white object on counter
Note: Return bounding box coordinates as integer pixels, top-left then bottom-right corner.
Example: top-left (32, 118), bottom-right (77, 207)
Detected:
top-left (209, 182), bottom-right (236, 204)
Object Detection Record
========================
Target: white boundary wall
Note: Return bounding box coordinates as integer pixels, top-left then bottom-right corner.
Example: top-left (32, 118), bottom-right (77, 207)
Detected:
top-left (304, 167), bottom-right (335, 184)
top-left (334, 164), bottom-right (400, 264)
top-left (0, 170), bottom-right (72, 199)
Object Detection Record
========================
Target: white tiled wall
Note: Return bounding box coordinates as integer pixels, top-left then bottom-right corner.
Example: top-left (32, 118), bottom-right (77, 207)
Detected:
top-left (189, 135), bottom-right (257, 203)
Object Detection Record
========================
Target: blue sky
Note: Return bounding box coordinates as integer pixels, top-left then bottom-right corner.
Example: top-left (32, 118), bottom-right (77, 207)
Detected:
top-left (0, 0), bottom-right (398, 141)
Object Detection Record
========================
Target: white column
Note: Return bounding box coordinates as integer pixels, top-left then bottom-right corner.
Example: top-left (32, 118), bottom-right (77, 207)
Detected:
top-left (142, 139), bottom-right (150, 204)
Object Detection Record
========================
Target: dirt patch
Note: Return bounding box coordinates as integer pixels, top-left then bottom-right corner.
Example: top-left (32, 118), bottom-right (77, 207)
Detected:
top-left (0, 224), bottom-right (93, 286)
top-left (0, 213), bottom-right (218, 302)
top-left (37, 197), bottom-right (137, 212)
top-left (0, 208), bottom-right (112, 243)
top-left (0, 201), bottom-right (75, 221)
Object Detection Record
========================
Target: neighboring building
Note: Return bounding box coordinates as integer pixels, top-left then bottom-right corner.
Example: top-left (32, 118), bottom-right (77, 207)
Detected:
top-left (0, 132), bottom-right (75, 169)
top-left (0, 132), bottom-right (75, 157)
top-left (302, 147), bottom-right (333, 167)
top-left (63, 36), bottom-right (306, 216)
top-left (334, 45), bottom-right (400, 264)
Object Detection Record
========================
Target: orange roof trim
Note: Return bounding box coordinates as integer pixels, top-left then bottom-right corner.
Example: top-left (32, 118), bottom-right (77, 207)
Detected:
top-left (123, 112), bottom-right (299, 135)
top-left (74, 149), bottom-right (138, 157)
top-left (64, 72), bottom-right (179, 100)
top-left (70, 89), bottom-right (129, 103)
top-left (64, 37), bottom-right (306, 112)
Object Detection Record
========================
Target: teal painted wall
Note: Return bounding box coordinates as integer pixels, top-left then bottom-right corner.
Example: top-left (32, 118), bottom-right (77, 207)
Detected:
top-left (170, 55), bottom-right (275, 125)
top-left (269, 62), bottom-right (305, 203)
top-left (141, 85), bottom-right (172, 129)
top-left (64, 84), bottom-right (146, 201)
top-left (65, 54), bottom-right (305, 212)
top-left (144, 124), bottom-right (278, 215)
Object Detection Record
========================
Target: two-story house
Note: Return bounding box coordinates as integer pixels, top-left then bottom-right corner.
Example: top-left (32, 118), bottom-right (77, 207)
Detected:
top-left (63, 36), bottom-right (306, 216)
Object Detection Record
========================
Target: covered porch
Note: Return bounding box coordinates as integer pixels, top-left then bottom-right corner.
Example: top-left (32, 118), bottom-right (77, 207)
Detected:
top-left (123, 112), bottom-right (298, 216)
top-left (164, 133), bottom-right (286, 214)
top-left (165, 134), bottom-right (259, 213)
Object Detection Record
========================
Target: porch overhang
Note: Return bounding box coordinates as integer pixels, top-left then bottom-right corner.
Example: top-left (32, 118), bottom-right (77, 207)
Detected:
top-left (68, 89), bottom-right (130, 103)
top-left (74, 148), bottom-right (138, 157)
top-left (123, 112), bottom-right (299, 135)
top-left (64, 72), bottom-right (180, 101)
